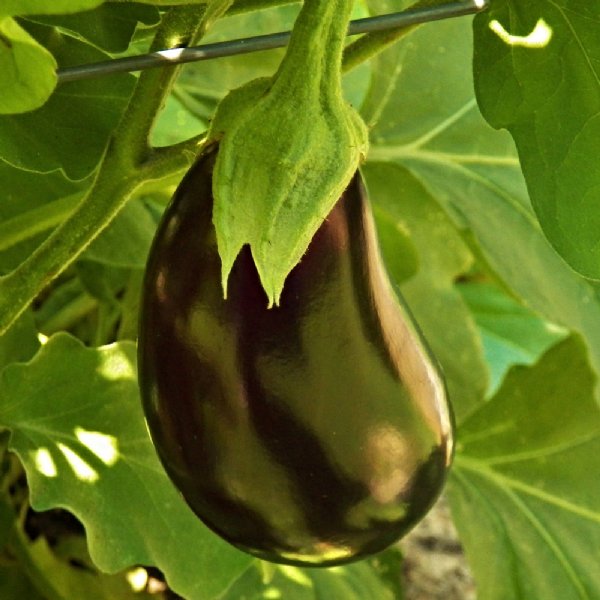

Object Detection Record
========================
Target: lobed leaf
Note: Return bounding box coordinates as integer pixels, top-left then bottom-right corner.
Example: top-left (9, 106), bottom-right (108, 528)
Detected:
top-left (449, 335), bottom-right (600, 599)
top-left (459, 281), bottom-right (568, 396)
top-left (0, 334), bottom-right (252, 600)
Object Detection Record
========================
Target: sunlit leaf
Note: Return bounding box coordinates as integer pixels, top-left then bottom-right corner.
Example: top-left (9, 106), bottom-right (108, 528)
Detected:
top-left (0, 0), bottom-right (104, 17)
top-left (0, 334), bottom-right (252, 600)
top-left (473, 1), bottom-right (600, 279)
top-left (0, 17), bottom-right (56, 115)
top-left (223, 559), bottom-right (396, 599)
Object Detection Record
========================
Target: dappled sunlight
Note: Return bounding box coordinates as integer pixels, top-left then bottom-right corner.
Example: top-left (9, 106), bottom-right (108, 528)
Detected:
top-left (75, 427), bottom-right (119, 466)
top-left (489, 18), bottom-right (553, 48)
top-left (57, 442), bottom-right (99, 483)
top-left (31, 428), bottom-right (120, 482)
top-left (37, 333), bottom-right (49, 345)
top-left (33, 447), bottom-right (57, 478)
top-left (96, 349), bottom-right (136, 382)
top-left (157, 47), bottom-right (187, 62)
top-left (277, 543), bottom-right (355, 565)
top-left (278, 566), bottom-right (312, 587)
top-left (126, 567), bottom-right (148, 592)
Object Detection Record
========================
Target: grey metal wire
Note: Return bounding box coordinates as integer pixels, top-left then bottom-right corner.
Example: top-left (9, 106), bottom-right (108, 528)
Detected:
top-left (56, 0), bottom-right (488, 84)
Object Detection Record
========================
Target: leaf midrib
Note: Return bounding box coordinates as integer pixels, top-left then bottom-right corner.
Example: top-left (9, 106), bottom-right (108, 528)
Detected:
top-left (455, 452), bottom-right (600, 525)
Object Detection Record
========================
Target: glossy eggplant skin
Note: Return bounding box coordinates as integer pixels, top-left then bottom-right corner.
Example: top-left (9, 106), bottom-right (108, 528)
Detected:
top-left (138, 144), bottom-right (453, 567)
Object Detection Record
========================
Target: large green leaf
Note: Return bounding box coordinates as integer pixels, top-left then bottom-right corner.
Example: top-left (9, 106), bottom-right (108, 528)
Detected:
top-left (0, 334), bottom-right (252, 600)
top-left (473, 1), bottom-right (600, 280)
top-left (0, 22), bottom-right (134, 178)
top-left (363, 162), bottom-right (488, 422)
top-left (362, 15), bottom-right (600, 400)
top-left (0, 161), bottom-right (86, 272)
top-left (0, 1), bottom-right (121, 115)
top-left (0, 311), bottom-right (39, 371)
top-left (449, 335), bottom-right (600, 599)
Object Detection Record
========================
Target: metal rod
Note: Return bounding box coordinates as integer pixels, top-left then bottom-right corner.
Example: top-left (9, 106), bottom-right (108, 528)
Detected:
top-left (57, 0), bottom-right (488, 84)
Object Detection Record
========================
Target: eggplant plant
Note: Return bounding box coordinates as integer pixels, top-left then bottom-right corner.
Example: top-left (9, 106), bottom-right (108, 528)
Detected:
top-left (0, 1), bottom-right (598, 599)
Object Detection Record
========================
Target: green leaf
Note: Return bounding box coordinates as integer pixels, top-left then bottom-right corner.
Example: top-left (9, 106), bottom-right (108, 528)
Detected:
top-left (0, 17), bottom-right (57, 115)
top-left (0, 161), bottom-right (84, 272)
top-left (8, 520), bottom-right (157, 600)
top-left (362, 15), bottom-right (600, 401)
top-left (75, 262), bottom-right (128, 305)
top-left (28, 3), bottom-right (160, 53)
top-left (449, 335), bottom-right (600, 599)
top-left (363, 162), bottom-right (488, 422)
top-left (0, 1), bottom-right (105, 17)
top-left (473, 1), bottom-right (600, 280)
top-left (223, 560), bottom-right (396, 600)
top-left (84, 200), bottom-right (157, 268)
top-left (0, 334), bottom-right (252, 600)
top-left (151, 93), bottom-right (206, 147)
top-left (372, 202), bottom-right (418, 285)
top-left (0, 311), bottom-right (39, 372)
top-left (459, 282), bottom-right (568, 396)
top-left (0, 22), bottom-right (134, 178)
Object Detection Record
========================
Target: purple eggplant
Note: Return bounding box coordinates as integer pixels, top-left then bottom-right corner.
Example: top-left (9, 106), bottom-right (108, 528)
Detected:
top-left (138, 143), bottom-right (453, 567)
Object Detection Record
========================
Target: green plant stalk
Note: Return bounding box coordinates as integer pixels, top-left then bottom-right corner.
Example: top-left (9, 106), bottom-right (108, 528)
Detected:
top-left (0, 6), bottom-right (208, 337)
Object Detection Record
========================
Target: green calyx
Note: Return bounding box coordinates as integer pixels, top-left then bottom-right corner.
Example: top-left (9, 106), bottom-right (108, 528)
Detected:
top-left (208, 0), bottom-right (369, 307)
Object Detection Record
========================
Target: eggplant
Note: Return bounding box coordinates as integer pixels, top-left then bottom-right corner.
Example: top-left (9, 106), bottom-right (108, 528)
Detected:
top-left (138, 143), bottom-right (454, 567)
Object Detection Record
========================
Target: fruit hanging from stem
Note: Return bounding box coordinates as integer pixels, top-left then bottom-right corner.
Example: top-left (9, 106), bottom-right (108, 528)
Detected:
top-left (138, 143), bottom-right (454, 567)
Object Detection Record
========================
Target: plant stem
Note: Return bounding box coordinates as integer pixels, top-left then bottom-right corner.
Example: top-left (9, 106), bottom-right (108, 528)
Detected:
top-left (113, 4), bottom-right (209, 167)
top-left (0, 6), bottom-right (208, 337)
top-left (273, 0), bottom-right (353, 101)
